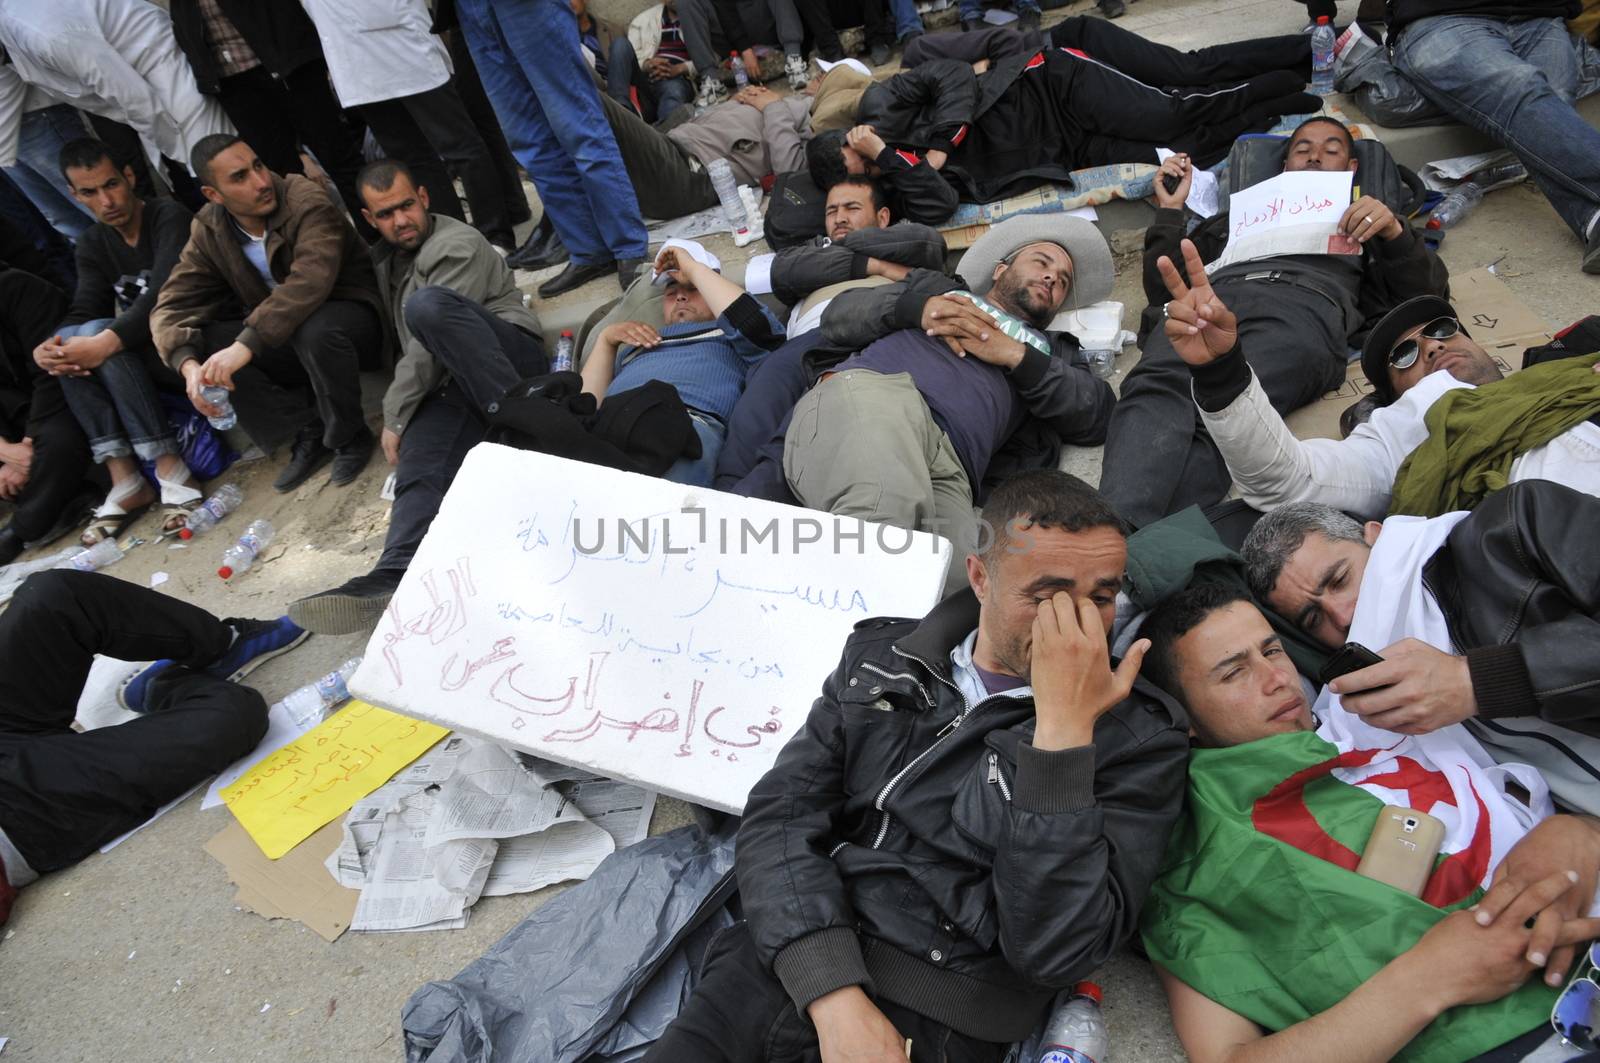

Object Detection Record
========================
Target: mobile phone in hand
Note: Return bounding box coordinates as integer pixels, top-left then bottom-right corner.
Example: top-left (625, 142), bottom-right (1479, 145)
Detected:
top-left (1318, 641), bottom-right (1385, 686)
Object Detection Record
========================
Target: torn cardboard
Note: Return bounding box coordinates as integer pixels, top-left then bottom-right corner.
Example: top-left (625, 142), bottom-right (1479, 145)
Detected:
top-left (204, 819), bottom-right (358, 942)
top-left (1284, 268), bottom-right (1553, 442)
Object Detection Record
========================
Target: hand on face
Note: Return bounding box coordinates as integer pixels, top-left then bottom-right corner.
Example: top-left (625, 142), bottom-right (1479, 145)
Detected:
top-left (1030, 592), bottom-right (1148, 751)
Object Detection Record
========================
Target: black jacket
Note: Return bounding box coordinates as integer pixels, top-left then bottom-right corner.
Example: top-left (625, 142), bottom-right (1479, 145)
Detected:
top-left (818, 268), bottom-right (1117, 499)
top-left (768, 223), bottom-right (948, 308)
top-left (170, 0), bottom-right (326, 95)
top-left (735, 591), bottom-right (1189, 1042)
top-left (1426, 479), bottom-right (1600, 737)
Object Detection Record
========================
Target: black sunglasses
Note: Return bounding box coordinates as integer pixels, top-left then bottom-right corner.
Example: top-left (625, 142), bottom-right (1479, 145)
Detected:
top-left (1388, 316), bottom-right (1460, 370)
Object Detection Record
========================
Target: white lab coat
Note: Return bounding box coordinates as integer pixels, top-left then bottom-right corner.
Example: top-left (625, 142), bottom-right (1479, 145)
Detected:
top-left (297, 0), bottom-right (452, 109)
top-left (0, 0), bottom-right (233, 170)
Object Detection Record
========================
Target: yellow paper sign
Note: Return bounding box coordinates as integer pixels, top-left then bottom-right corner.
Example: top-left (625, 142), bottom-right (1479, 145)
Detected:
top-left (222, 700), bottom-right (448, 859)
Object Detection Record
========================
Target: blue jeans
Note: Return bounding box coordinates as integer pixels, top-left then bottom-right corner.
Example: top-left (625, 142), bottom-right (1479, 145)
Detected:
top-left (5, 106), bottom-right (95, 243)
top-left (888, 0), bottom-right (924, 40)
top-left (957, 0), bottom-right (1038, 21)
top-left (54, 321), bottom-right (179, 464)
top-left (606, 38), bottom-right (695, 125)
top-left (1395, 14), bottom-right (1600, 240)
top-left (663, 412), bottom-right (725, 487)
top-left (456, 0), bottom-right (648, 266)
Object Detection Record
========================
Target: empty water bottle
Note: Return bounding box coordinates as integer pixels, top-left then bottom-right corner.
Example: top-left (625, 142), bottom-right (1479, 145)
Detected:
top-left (1038, 982), bottom-right (1108, 1063)
top-left (1310, 16), bottom-right (1336, 96)
top-left (1427, 181), bottom-right (1485, 231)
top-left (552, 330), bottom-right (576, 374)
top-left (61, 537), bottom-right (124, 572)
top-left (281, 657), bottom-right (363, 728)
top-left (200, 385), bottom-right (237, 430)
top-left (178, 483), bottom-right (244, 539)
top-left (731, 51), bottom-right (749, 90)
top-left (217, 518), bottom-right (274, 580)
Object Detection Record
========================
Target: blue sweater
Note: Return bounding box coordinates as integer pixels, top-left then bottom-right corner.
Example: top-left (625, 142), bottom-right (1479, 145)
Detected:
top-left (607, 295), bottom-right (784, 421)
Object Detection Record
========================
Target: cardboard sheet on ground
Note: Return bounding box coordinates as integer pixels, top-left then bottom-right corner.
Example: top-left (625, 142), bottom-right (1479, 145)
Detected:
top-left (204, 818), bottom-right (358, 942)
top-left (1210, 170), bottom-right (1358, 271)
top-left (220, 700), bottom-right (449, 858)
top-left (348, 445), bottom-right (949, 814)
top-left (1285, 269), bottom-right (1554, 441)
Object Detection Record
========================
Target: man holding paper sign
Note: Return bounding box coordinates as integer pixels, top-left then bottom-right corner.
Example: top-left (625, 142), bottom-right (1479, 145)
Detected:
top-left (1100, 117), bottom-right (1449, 527)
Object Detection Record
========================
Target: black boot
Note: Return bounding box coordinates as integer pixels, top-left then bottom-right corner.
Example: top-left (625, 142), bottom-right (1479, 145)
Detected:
top-left (506, 217), bottom-right (569, 271)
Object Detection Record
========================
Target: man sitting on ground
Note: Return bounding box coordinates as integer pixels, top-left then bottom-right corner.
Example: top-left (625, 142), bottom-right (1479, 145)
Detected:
top-left (288, 160), bottom-right (544, 635)
top-left (0, 570), bottom-right (307, 926)
top-left (32, 138), bottom-right (201, 545)
top-left (1241, 484), bottom-right (1600, 817)
top-left (783, 215), bottom-right (1116, 587)
top-left (1138, 583), bottom-right (1600, 1062)
top-left (151, 134), bottom-right (390, 493)
top-left (1177, 292), bottom-right (1600, 520)
top-left (580, 238), bottom-right (782, 487)
top-left (1100, 117), bottom-right (1450, 526)
top-left (645, 470), bottom-right (1188, 1063)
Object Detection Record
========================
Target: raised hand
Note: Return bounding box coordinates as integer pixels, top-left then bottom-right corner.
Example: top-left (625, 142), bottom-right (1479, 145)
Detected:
top-left (1154, 153), bottom-right (1193, 211)
top-left (1156, 238), bottom-right (1238, 366)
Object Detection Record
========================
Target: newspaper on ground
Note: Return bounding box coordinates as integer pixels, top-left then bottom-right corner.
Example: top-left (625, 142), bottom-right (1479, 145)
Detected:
top-left (1209, 169), bottom-right (1358, 272)
top-left (328, 736), bottom-right (654, 932)
top-left (1419, 148), bottom-right (1521, 191)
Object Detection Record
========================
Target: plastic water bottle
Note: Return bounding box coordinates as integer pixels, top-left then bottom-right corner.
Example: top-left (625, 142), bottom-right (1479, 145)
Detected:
top-left (552, 330), bottom-right (576, 374)
top-left (281, 657), bottom-right (363, 728)
top-left (61, 537), bottom-right (124, 572)
top-left (1426, 181), bottom-right (1485, 231)
top-left (178, 483), bottom-right (244, 540)
top-left (706, 158), bottom-right (752, 244)
top-left (1038, 982), bottom-right (1108, 1063)
top-left (1470, 161), bottom-right (1526, 188)
top-left (731, 51), bottom-right (749, 90)
top-left (217, 518), bottom-right (274, 580)
top-left (1081, 349), bottom-right (1117, 380)
top-left (1310, 17), bottom-right (1336, 96)
top-left (200, 385), bottom-right (237, 430)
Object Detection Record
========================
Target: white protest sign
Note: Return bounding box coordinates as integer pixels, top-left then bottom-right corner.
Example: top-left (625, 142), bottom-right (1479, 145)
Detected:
top-left (1210, 169), bottom-right (1359, 271)
top-left (350, 445), bottom-right (950, 814)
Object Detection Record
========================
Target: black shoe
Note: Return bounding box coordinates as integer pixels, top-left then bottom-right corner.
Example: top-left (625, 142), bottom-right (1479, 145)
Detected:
top-left (329, 428), bottom-right (375, 486)
top-left (616, 257), bottom-right (647, 291)
top-left (0, 526), bottom-right (23, 567)
top-left (1584, 220), bottom-right (1600, 275)
top-left (288, 569), bottom-right (404, 635)
top-left (961, 17), bottom-right (982, 31)
top-left (1097, 0), bottom-right (1126, 16)
top-left (274, 435), bottom-right (333, 492)
top-left (869, 41), bottom-right (891, 66)
top-left (899, 30), bottom-right (923, 47)
top-left (507, 225), bottom-right (569, 271)
top-left (538, 260), bottom-right (613, 298)
top-left (1017, 8), bottom-right (1041, 31)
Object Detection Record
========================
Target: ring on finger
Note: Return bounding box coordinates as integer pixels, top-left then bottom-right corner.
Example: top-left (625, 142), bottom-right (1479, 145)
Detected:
top-left (1161, 304), bottom-right (1170, 319)
top-left (1359, 215), bottom-right (1375, 226)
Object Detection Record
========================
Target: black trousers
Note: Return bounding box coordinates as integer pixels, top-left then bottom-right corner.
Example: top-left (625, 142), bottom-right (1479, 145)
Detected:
top-left (0, 570), bottom-right (267, 874)
top-left (377, 287), bottom-right (546, 573)
top-left (1098, 277), bottom-right (1351, 527)
top-left (285, 301), bottom-right (381, 451)
top-left (643, 922), bottom-right (1008, 1063)
top-left (713, 331), bottom-right (825, 502)
top-left (1048, 16), bottom-right (1310, 85)
top-left (443, 28), bottom-right (532, 227)
top-left (212, 62), bottom-right (370, 231)
top-left (600, 93), bottom-right (717, 221)
top-left (199, 320), bottom-right (320, 453)
top-left (361, 82), bottom-right (517, 248)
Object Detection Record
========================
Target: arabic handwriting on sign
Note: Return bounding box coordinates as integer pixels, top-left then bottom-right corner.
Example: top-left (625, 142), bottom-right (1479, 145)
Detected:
top-left (676, 567), bottom-right (870, 619)
top-left (1232, 194), bottom-right (1338, 238)
top-left (380, 557), bottom-right (477, 687)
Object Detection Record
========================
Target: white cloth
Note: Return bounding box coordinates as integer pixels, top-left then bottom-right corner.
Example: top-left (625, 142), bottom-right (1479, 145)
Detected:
top-left (1199, 366), bottom-right (1600, 520)
top-left (0, 0), bottom-right (234, 169)
top-left (626, 3), bottom-right (698, 77)
top-left (298, 0), bottom-right (453, 109)
top-left (0, 66), bottom-right (60, 167)
top-left (1312, 510), bottom-right (1554, 890)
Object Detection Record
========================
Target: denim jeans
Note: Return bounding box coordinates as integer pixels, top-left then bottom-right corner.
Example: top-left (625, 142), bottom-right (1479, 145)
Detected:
top-left (1395, 14), bottom-right (1600, 240)
top-left (455, 0), bottom-right (648, 266)
top-left (886, 0), bottom-right (924, 40)
top-left (54, 320), bottom-right (178, 464)
top-left (663, 412), bottom-right (725, 487)
top-left (5, 106), bottom-right (95, 243)
top-left (606, 38), bottom-right (695, 125)
top-left (958, 0), bottom-right (1038, 22)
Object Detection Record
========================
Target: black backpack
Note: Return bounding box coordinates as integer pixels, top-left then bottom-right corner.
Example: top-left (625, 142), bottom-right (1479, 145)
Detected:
top-left (763, 170), bottom-right (826, 250)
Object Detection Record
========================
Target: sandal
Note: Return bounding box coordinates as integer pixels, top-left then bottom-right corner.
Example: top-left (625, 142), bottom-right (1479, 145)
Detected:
top-left (157, 469), bottom-right (204, 534)
top-left (82, 477), bottom-right (154, 546)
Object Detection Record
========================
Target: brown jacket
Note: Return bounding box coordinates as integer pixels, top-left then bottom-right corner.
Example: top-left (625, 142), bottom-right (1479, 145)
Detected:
top-left (151, 172), bottom-right (391, 370)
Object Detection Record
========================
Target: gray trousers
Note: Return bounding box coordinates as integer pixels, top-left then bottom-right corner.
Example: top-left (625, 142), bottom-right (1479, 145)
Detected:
top-left (783, 369), bottom-right (976, 593)
top-left (599, 93), bottom-right (718, 221)
top-left (676, 0), bottom-right (804, 69)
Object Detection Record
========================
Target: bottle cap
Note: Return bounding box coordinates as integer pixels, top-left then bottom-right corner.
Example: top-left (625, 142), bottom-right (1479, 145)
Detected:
top-left (1317, 14), bottom-right (1330, 22)
top-left (1072, 981), bottom-right (1103, 1004)
top-left (1425, 217), bottom-right (1442, 230)
top-left (179, 526), bottom-right (195, 540)
top-left (217, 565), bottom-right (234, 579)
top-left (560, 329), bottom-right (574, 337)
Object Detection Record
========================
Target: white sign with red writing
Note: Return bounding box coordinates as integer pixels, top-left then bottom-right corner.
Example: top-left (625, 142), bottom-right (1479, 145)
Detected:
top-left (1210, 169), bottom-right (1359, 271)
top-left (349, 445), bottom-right (950, 814)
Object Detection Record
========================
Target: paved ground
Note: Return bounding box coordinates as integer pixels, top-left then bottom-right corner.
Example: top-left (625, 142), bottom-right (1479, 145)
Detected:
top-left (1, 0), bottom-right (1597, 1059)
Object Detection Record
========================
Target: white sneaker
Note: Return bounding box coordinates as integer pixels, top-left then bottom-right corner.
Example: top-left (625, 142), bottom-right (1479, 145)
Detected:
top-left (784, 52), bottom-right (810, 92)
top-left (695, 76), bottom-right (729, 112)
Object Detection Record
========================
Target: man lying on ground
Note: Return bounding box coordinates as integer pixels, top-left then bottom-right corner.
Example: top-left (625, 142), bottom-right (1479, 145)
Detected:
top-left (1180, 292), bottom-right (1600, 520)
top-left (0, 570), bottom-right (307, 926)
top-left (1101, 120), bottom-right (1449, 526)
top-left (1139, 583), bottom-right (1600, 1063)
top-left (1241, 483), bottom-right (1600, 816)
top-left (288, 160), bottom-right (545, 635)
top-left (644, 470), bottom-right (1188, 1063)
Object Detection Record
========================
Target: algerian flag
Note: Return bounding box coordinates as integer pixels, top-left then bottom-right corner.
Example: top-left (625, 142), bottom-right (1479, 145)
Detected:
top-left (1142, 730), bottom-right (1559, 1063)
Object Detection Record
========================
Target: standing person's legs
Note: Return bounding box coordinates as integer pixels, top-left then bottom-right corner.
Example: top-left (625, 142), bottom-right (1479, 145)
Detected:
top-left (457, 0), bottom-right (647, 267)
top-left (886, 0), bottom-right (924, 40)
top-left (401, 82), bottom-right (518, 248)
top-left (213, 68), bottom-right (306, 178)
top-left (281, 59), bottom-right (373, 227)
top-left (7, 106), bottom-right (95, 242)
top-left (1049, 16), bottom-right (1310, 84)
top-left (753, 0), bottom-right (804, 54)
top-left (790, 0), bottom-right (844, 60)
top-left (289, 301), bottom-right (381, 452)
top-left (359, 99), bottom-right (470, 222)
top-left (400, 286), bottom-right (548, 409)
top-left (676, 0), bottom-right (733, 72)
top-left (1395, 15), bottom-right (1600, 245)
top-left (444, 28), bottom-right (533, 225)
top-left (598, 93), bottom-right (717, 219)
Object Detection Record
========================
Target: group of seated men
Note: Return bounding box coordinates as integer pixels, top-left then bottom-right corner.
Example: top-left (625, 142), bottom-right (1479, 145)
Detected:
top-left (2, 2), bottom-right (1600, 1060)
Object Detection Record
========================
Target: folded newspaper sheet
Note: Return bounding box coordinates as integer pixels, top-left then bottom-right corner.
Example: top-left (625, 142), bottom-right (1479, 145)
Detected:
top-left (328, 736), bottom-right (656, 932)
top-left (1209, 170), bottom-right (1359, 272)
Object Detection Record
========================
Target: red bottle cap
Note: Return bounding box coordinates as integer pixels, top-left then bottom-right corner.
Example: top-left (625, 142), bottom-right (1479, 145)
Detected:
top-left (179, 526), bottom-right (195, 540)
top-left (1317, 14), bottom-right (1330, 23)
top-left (560, 329), bottom-right (574, 337)
top-left (1072, 981), bottom-right (1103, 1004)
top-left (217, 565), bottom-right (234, 579)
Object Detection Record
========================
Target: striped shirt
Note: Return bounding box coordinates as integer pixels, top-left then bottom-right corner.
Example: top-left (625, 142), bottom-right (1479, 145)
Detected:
top-left (608, 297), bottom-right (784, 420)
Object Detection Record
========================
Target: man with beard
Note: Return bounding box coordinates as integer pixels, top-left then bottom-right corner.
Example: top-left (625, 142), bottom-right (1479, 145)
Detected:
top-left (782, 216), bottom-right (1116, 590)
